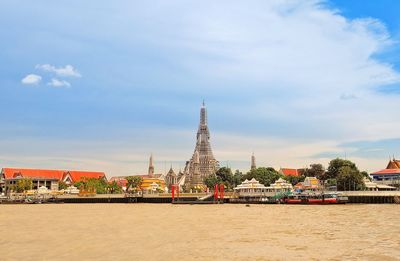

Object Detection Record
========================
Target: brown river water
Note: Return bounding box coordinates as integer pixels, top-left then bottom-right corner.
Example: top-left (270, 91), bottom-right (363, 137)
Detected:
top-left (0, 204), bottom-right (399, 261)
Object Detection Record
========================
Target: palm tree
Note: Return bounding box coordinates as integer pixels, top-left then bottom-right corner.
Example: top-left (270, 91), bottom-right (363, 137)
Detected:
top-left (125, 176), bottom-right (142, 192)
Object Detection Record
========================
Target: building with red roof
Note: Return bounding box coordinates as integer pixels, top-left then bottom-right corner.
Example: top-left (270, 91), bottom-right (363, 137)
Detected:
top-left (370, 158), bottom-right (400, 183)
top-left (109, 176), bottom-right (128, 190)
top-left (0, 168), bottom-right (106, 194)
top-left (386, 158), bottom-right (400, 169)
top-left (279, 168), bottom-right (306, 177)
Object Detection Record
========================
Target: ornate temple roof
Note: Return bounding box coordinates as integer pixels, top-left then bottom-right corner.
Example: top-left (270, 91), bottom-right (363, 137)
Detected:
top-left (371, 158), bottom-right (400, 176)
top-left (166, 166), bottom-right (176, 177)
top-left (386, 158), bottom-right (400, 169)
top-left (234, 178), bottom-right (267, 190)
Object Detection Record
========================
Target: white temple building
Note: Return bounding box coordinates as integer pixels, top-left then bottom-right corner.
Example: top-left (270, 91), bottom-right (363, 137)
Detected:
top-left (266, 178), bottom-right (293, 192)
top-left (233, 178), bottom-right (268, 197)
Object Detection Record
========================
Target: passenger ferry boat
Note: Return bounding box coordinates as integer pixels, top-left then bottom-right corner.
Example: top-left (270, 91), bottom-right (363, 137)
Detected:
top-left (284, 192), bottom-right (348, 204)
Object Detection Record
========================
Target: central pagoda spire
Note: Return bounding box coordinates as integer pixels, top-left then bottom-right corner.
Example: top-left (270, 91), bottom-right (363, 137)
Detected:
top-left (200, 100), bottom-right (207, 125)
top-left (184, 102), bottom-right (219, 190)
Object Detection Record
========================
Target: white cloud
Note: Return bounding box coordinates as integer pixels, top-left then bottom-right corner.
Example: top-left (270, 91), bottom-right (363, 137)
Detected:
top-left (47, 78), bottom-right (71, 88)
top-left (153, 1), bottom-right (400, 142)
top-left (36, 64), bottom-right (81, 77)
top-left (21, 74), bottom-right (42, 85)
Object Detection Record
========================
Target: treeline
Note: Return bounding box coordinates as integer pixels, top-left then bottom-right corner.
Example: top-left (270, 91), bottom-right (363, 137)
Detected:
top-left (204, 158), bottom-right (369, 191)
top-left (64, 176), bottom-right (143, 194)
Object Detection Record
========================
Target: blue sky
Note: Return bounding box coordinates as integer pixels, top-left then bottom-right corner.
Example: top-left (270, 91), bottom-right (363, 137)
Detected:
top-left (1, 0), bottom-right (400, 176)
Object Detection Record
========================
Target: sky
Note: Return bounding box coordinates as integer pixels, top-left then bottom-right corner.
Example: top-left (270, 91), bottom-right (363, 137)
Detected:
top-left (1, 0), bottom-right (400, 177)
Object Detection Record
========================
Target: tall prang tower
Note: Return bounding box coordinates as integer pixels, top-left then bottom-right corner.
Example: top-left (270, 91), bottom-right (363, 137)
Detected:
top-left (184, 101), bottom-right (219, 188)
top-left (251, 153), bottom-right (256, 170)
top-left (148, 154), bottom-right (154, 177)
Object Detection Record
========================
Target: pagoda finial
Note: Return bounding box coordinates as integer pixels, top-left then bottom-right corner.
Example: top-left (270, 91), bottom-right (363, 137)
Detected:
top-left (202, 99), bottom-right (205, 107)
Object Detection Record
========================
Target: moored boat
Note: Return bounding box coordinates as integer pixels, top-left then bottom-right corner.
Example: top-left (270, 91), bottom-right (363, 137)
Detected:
top-left (284, 192), bottom-right (348, 204)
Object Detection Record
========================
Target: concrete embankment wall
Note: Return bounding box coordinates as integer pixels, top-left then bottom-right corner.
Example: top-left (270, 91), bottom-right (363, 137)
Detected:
top-left (347, 196), bottom-right (396, 204)
top-left (61, 197), bottom-right (130, 203)
top-left (57, 192), bottom-right (400, 204)
top-left (59, 195), bottom-right (199, 204)
top-left (343, 191), bottom-right (400, 204)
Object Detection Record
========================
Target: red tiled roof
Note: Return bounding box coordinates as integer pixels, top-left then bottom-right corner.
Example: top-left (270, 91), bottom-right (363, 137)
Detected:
top-left (280, 168), bottom-right (300, 177)
top-left (67, 171), bottom-right (105, 183)
top-left (386, 159), bottom-right (400, 169)
top-left (109, 177), bottom-right (127, 187)
top-left (371, 169), bottom-right (400, 175)
top-left (1, 168), bottom-right (106, 182)
top-left (2, 168), bottom-right (64, 180)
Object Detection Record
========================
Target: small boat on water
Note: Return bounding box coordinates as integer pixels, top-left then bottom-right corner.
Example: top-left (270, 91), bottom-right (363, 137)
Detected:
top-left (284, 192), bottom-right (348, 204)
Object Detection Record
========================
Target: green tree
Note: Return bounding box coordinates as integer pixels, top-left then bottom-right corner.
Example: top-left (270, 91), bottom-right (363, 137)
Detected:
top-left (125, 176), bottom-right (142, 192)
top-left (58, 181), bottom-right (68, 190)
top-left (326, 158), bottom-right (358, 180)
top-left (337, 166), bottom-right (365, 191)
top-left (107, 181), bottom-right (123, 194)
top-left (283, 175), bottom-right (305, 186)
top-left (204, 174), bottom-right (222, 190)
top-left (17, 178), bottom-right (32, 192)
top-left (16, 178), bottom-right (33, 193)
top-left (74, 177), bottom-right (109, 194)
top-left (243, 167), bottom-right (283, 187)
top-left (233, 170), bottom-right (243, 187)
top-left (360, 171), bottom-right (371, 181)
top-left (215, 167), bottom-right (234, 190)
top-left (88, 178), bottom-right (108, 194)
top-left (304, 163), bottom-right (325, 180)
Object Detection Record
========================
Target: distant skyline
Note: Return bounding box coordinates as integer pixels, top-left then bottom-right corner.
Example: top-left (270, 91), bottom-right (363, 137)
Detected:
top-left (1, 0), bottom-right (400, 177)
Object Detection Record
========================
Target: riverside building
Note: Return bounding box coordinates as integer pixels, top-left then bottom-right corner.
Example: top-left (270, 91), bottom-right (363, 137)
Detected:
top-left (0, 168), bottom-right (106, 194)
top-left (370, 157), bottom-right (400, 188)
